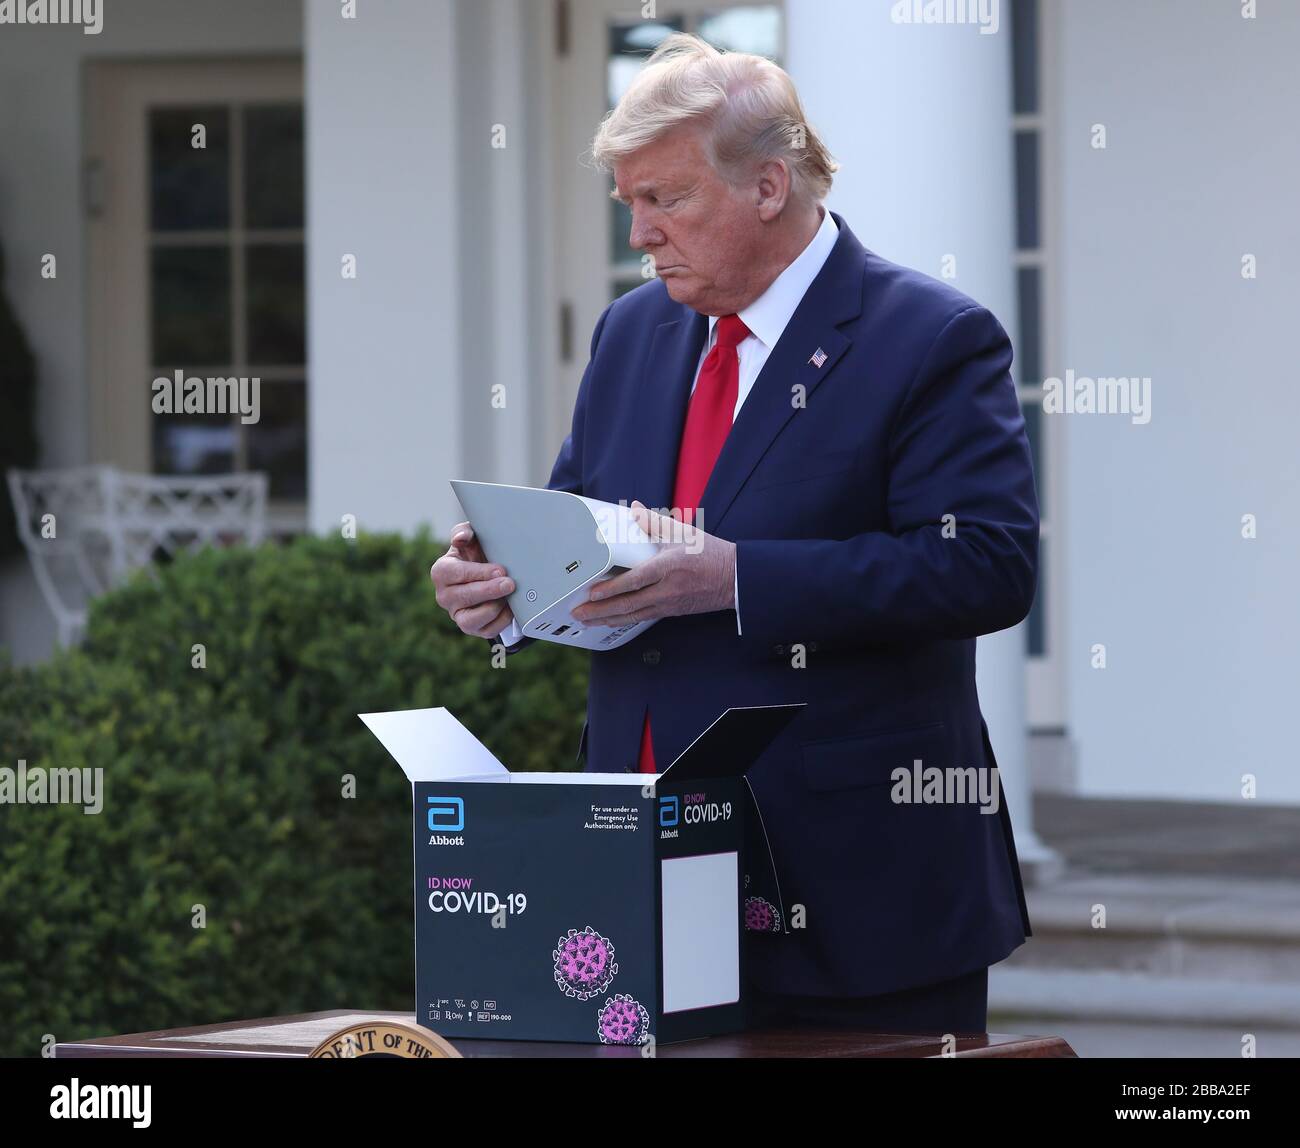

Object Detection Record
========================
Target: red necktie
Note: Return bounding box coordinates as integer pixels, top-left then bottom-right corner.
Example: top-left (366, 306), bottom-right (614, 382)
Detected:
top-left (638, 314), bottom-right (750, 773)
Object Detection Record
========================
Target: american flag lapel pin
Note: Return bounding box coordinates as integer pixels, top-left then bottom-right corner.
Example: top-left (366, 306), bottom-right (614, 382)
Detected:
top-left (809, 347), bottom-right (827, 368)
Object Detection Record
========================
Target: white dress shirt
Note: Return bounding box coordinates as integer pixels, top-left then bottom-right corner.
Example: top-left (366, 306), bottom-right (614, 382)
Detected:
top-left (499, 207), bottom-right (840, 646)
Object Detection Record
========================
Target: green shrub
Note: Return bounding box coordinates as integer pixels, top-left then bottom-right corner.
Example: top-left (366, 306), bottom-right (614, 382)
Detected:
top-left (0, 531), bottom-right (588, 1057)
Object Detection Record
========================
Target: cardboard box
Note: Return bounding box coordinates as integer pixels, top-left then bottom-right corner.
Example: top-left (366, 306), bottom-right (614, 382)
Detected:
top-left (360, 703), bottom-right (800, 1045)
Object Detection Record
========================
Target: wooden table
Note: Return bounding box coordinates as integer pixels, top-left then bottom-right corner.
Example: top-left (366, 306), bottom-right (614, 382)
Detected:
top-left (54, 1009), bottom-right (1076, 1058)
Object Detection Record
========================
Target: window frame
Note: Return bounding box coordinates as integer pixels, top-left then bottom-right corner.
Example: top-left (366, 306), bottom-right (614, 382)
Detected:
top-left (85, 57), bottom-right (307, 536)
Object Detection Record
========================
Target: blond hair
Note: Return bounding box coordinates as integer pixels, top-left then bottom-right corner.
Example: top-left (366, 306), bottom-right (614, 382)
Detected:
top-left (591, 32), bottom-right (837, 205)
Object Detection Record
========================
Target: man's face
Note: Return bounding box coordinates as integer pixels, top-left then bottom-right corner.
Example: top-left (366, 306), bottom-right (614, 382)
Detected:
top-left (613, 126), bottom-right (764, 316)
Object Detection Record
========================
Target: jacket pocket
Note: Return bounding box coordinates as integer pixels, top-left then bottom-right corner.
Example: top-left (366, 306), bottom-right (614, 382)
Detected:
top-left (800, 721), bottom-right (947, 793)
top-left (749, 447), bottom-right (858, 492)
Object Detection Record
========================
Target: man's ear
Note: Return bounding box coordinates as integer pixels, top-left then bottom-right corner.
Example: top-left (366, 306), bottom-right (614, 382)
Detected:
top-left (755, 157), bottom-right (792, 222)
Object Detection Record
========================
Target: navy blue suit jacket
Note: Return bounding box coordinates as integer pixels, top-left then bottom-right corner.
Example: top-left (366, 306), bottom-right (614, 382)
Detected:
top-left (536, 212), bottom-right (1036, 998)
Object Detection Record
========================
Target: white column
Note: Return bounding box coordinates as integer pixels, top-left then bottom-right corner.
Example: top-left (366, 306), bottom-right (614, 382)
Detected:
top-left (787, 0), bottom-right (1060, 880)
top-left (305, 0), bottom-right (464, 537)
top-left (453, 0), bottom-right (544, 490)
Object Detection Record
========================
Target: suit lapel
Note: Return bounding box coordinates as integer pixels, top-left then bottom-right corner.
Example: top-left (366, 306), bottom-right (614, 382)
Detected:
top-left (700, 214), bottom-right (868, 533)
top-left (634, 307), bottom-right (708, 512)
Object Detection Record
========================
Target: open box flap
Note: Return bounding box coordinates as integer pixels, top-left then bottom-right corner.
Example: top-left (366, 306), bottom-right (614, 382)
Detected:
top-left (658, 703), bottom-right (805, 783)
top-left (359, 707), bottom-right (508, 783)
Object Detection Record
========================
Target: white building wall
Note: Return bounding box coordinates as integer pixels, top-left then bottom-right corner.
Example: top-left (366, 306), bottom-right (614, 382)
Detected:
top-left (306, 0), bottom-right (549, 539)
top-left (452, 0), bottom-right (553, 494)
top-left (0, 0), bottom-right (303, 663)
top-left (2, 0), bottom-right (552, 661)
top-left (305, 0), bottom-right (463, 537)
top-left (1057, 0), bottom-right (1300, 803)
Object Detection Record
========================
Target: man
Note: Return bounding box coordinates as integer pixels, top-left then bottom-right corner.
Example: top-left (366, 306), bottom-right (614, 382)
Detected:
top-left (431, 34), bottom-right (1036, 1034)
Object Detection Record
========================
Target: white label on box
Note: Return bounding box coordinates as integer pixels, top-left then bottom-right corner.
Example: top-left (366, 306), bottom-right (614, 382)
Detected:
top-left (660, 852), bottom-right (740, 1014)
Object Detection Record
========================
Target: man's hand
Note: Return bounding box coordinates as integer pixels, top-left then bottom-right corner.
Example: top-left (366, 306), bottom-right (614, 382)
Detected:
top-left (430, 522), bottom-right (517, 638)
top-left (571, 501), bottom-right (736, 628)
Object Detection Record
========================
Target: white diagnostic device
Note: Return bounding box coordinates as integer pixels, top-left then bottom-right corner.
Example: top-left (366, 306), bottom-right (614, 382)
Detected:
top-left (450, 480), bottom-right (661, 651)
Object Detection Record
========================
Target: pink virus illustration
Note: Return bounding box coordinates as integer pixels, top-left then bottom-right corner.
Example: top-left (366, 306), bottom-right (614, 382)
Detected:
top-left (597, 994), bottom-right (651, 1045)
top-left (745, 895), bottom-right (782, 933)
top-left (552, 925), bottom-right (618, 1000)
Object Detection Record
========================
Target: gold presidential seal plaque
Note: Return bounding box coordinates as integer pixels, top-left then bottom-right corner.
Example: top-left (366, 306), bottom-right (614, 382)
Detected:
top-left (309, 1019), bottom-right (461, 1059)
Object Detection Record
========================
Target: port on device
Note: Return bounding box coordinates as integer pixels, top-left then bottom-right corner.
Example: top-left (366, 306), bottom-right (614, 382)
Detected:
top-left (553, 624), bottom-right (571, 636)
top-left (565, 560), bottom-right (580, 573)
top-left (535, 622), bottom-right (551, 632)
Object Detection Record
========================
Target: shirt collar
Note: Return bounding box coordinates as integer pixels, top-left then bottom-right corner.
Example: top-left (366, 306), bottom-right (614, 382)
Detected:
top-left (706, 206), bottom-right (840, 350)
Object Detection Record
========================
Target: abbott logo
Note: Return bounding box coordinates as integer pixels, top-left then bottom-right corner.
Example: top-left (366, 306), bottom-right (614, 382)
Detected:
top-left (427, 796), bottom-right (464, 833)
top-left (658, 795), bottom-right (679, 828)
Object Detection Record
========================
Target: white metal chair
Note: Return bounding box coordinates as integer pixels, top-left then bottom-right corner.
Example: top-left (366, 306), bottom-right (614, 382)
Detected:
top-left (6, 466), bottom-right (268, 647)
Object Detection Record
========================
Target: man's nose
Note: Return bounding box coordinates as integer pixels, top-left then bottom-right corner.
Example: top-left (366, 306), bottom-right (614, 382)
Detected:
top-left (628, 209), bottom-right (661, 251)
